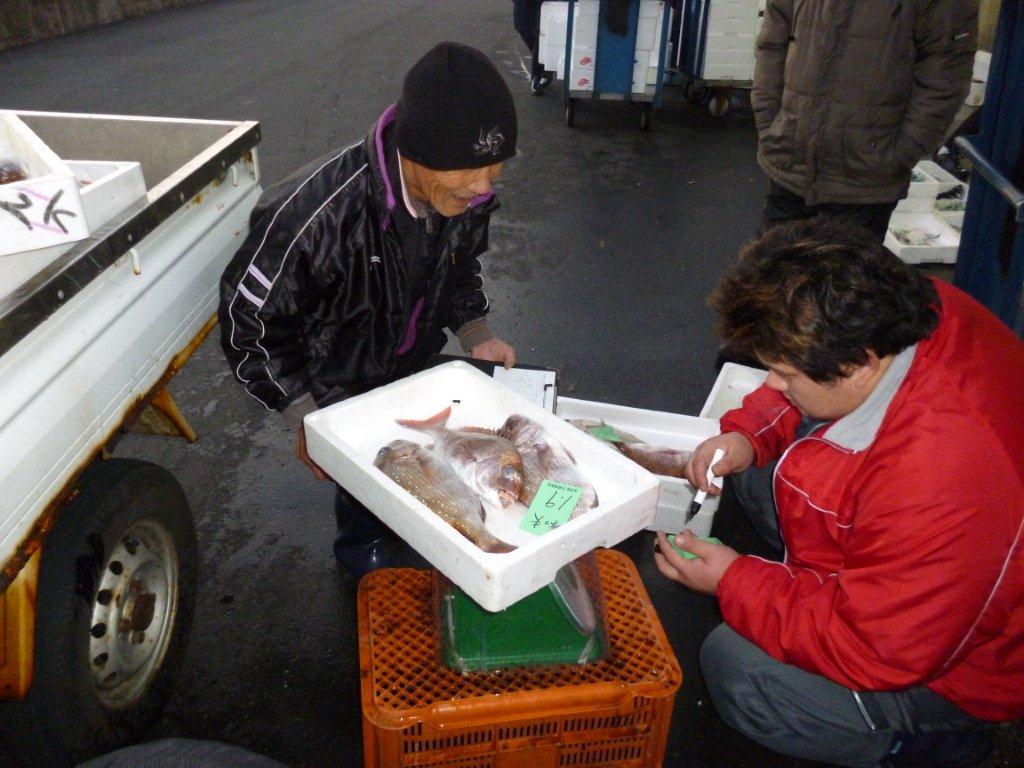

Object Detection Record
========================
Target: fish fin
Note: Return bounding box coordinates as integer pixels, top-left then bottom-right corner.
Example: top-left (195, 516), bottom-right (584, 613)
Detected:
top-left (458, 426), bottom-right (499, 435)
top-left (397, 405), bottom-right (451, 431)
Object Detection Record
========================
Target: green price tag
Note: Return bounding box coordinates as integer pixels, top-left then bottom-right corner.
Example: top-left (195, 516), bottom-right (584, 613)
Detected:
top-left (520, 480), bottom-right (583, 535)
top-left (667, 535), bottom-right (722, 560)
top-left (588, 425), bottom-right (623, 443)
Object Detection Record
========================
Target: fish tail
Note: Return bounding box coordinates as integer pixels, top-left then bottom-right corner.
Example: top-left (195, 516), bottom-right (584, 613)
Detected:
top-left (482, 537), bottom-right (517, 554)
top-left (397, 405), bottom-right (452, 431)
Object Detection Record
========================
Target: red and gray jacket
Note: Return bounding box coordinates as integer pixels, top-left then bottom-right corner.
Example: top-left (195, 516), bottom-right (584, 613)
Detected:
top-left (717, 280), bottom-right (1024, 722)
top-left (218, 106), bottom-right (495, 424)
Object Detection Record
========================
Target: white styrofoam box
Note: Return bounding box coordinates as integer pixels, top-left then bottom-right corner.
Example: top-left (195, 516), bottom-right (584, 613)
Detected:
top-left (570, 46), bottom-right (597, 69)
top-left (0, 111), bottom-right (88, 257)
top-left (573, 14), bottom-right (599, 45)
top-left (897, 191), bottom-right (969, 214)
top-left (0, 159), bottom-right (148, 303)
top-left (895, 196), bottom-right (937, 213)
top-left (639, 0), bottom-right (663, 18)
top-left (576, 0), bottom-right (599, 15)
top-left (965, 80), bottom-right (985, 107)
top-left (973, 50), bottom-right (991, 83)
top-left (637, 17), bottom-right (659, 49)
top-left (554, 397), bottom-right (721, 538)
top-left (907, 160), bottom-right (962, 199)
top-left (65, 160), bottom-right (146, 231)
top-left (539, 23), bottom-right (568, 67)
top-left (304, 362), bottom-right (659, 612)
top-left (700, 363), bottom-right (769, 421)
top-left (885, 212), bottom-right (960, 265)
top-left (937, 210), bottom-right (964, 234)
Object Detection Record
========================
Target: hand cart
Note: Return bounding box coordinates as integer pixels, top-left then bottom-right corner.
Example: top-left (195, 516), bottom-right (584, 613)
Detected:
top-left (562, 0), bottom-right (673, 130)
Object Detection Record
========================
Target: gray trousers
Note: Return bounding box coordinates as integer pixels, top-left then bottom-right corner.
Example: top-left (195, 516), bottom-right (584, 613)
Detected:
top-left (703, 462), bottom-right (987, 767)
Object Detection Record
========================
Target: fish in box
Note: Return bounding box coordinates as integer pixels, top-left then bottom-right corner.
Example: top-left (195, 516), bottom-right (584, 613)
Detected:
top-left (304, 361), bottom-right (659, 612)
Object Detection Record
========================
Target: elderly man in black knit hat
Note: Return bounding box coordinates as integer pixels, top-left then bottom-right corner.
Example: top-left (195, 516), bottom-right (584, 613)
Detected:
top-left (218, 42), bottom-right (518, 576)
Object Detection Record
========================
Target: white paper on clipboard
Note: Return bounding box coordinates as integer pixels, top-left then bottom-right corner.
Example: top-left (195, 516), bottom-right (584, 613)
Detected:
top-left (491, 366), bottom-right (558, 412)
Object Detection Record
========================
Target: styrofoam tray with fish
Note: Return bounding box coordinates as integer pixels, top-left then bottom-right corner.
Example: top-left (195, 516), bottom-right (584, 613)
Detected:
top-left (905, 161), bottom-right (962, 200)
top-left (554, 397), bottom-right (721, 537)
top-left (700, 362), bottom-right (768, 420)
top-left (884, 212), bottom-right (960, 265)
top-left (303, 361), bottom-right (660, 612)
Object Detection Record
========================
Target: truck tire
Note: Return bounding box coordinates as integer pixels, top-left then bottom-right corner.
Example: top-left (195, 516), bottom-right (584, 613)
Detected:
top-left (0, 458), bottom-right (198, 767)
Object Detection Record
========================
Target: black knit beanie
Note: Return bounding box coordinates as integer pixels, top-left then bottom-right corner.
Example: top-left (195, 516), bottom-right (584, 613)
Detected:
top-left (395, 42), bottom-right (518, 171)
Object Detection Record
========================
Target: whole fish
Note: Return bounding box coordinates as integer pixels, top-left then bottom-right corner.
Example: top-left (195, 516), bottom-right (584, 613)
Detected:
top-left (499, 414), bottom-right (597, 518)
top-left (396, 406), bottom-right (524, 510)
top-left (568, 418), bottom-right (693, 478)
top-left (616, 442), bottom-right (692, 478)
top-left (373, 440), bottom-right (515, 554)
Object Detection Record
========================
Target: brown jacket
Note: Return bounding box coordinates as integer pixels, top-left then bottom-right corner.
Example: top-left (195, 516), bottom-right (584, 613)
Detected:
top-left (752, 0), bottom-right (978, 205)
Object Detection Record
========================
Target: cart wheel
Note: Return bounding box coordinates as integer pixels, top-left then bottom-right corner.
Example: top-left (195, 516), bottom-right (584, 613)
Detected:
top-left (565, 99), bottom-right (575, 128)
top-left (640, 103), bottom-right (652, 131)
top-left (708, 88), bottom-right (731, 117)
top-left (684, 80), bottom-right (708, 104)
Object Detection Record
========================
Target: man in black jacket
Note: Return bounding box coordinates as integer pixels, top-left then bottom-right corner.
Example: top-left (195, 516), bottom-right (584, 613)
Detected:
top-left (218, 42), bottom-right (518, 576)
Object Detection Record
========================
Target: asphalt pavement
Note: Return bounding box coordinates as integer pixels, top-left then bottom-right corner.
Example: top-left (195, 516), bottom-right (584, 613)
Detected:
top-left (1, 2), bottom-right (1020, 767)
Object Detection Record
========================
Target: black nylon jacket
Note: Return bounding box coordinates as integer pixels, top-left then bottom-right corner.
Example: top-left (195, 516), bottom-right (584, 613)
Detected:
top-left (218, 106), bottom-right (494, 412)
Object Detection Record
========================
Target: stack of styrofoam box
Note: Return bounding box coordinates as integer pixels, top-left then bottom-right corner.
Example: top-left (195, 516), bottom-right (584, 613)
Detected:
top-left (539, 1), bottom-right (670, 95)
top-left (0, 159), bottom-right (147, 304)
top-left (631, 1), bottom-right (671, 93)
top-left (568, 1), bottom-right (600, 92)
top-left (538, 2), bottom-right (569, 76)
top-left (0, 111), bottom-right (89, 257)
top-left (887, 160), bottom-right (966, 264)
top-left (700, 0), bottom-right (760, 82)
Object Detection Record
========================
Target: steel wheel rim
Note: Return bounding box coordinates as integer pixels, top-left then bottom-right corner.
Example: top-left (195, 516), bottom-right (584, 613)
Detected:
top-left (88, 518), bottom-right (179, 708)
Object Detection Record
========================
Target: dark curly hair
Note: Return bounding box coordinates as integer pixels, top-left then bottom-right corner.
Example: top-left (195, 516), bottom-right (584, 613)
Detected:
top-left (710, 217), bottom-right (940, 382)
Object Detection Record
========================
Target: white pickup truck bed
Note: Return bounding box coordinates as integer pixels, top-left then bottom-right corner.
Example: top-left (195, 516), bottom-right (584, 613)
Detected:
top-left (0, 111), bottom-right (261, 586)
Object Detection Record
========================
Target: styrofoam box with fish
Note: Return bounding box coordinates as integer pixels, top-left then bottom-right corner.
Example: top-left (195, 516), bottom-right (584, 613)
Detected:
top-left (554, 397), bottom-right (721, 539)
top-left (304, 361), bottom-right (660, 612)
top-left (905, 160), bottom-right (963, 200)
top-left (0, 111), bottom-right (89, 257)
top-left (884, 212), bottom-right (960, 265)
top-left (700, 362), bottom-right (768, 421)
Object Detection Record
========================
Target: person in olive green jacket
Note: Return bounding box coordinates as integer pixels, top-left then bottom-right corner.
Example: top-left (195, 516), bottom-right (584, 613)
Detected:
top-left (752, 0), bottom-right (979, 240)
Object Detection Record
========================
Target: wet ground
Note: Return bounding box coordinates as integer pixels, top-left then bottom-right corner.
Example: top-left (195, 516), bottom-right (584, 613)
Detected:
top-left (1, 1), bottom-right (1021, 766)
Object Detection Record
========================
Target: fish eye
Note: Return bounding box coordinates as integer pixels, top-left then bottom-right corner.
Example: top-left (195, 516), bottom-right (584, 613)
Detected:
top-left (376, 446), bottom-right (391, 457)
top-left (502, 465), bottom-right (521, 481)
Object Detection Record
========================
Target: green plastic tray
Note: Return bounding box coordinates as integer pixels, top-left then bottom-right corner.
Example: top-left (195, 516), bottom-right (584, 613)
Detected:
top-left (439, 575), bottom-right (607, 673)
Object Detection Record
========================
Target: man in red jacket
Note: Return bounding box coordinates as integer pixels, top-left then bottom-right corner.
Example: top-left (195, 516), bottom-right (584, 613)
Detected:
top-left (655, 218), bottom-right (1024, 767)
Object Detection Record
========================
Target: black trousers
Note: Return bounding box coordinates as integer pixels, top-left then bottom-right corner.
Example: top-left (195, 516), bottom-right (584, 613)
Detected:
top-left (763, 181), bottom-right (898, 243)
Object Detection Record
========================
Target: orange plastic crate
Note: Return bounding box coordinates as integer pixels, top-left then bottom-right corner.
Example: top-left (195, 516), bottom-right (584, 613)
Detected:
top-left (357, 549), bottom-right (682, 768)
